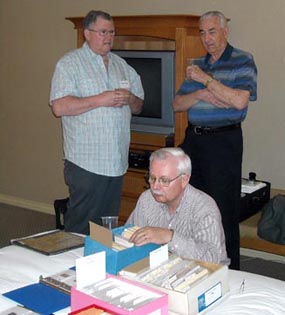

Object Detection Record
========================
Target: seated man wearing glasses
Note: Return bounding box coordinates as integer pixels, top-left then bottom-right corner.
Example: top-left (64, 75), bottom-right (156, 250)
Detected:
top-left (127, 147), bottom-right (230, 265)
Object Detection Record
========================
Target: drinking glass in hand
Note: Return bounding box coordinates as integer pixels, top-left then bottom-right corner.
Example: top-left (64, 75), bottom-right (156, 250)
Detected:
top-left (185, 57), bottom-right (206, 81)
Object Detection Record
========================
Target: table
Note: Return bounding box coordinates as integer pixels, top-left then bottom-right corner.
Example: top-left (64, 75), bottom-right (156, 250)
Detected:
top-left (0, 244), bottom-right (284, 314)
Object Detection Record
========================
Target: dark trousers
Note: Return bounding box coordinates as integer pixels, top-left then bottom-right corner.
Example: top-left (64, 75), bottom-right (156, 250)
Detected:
top-left (180, 126), bottom-right (242, 270)
top-left (64, 160), bottom-right (123, 235)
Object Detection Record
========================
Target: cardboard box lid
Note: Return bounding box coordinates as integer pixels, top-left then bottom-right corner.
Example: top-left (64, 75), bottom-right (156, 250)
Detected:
top-left (84, 222), bottom-right (160, 275)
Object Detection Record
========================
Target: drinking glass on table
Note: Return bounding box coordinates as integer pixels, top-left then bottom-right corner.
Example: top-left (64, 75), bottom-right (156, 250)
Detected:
top-left (101, 216), bottom-right (119, 230)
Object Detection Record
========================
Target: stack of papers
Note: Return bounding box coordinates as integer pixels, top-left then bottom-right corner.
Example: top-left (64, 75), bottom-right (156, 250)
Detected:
top-left (241, 179), bottom-right (266, 194)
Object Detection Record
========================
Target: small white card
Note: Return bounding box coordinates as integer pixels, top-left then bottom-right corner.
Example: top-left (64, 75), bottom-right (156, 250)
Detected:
top-left (76, 251), bottom-right (106, 289)
top-left (149, 244), bottom-right (169, 269)
top-left (119, 80), bottom-right (130, 90)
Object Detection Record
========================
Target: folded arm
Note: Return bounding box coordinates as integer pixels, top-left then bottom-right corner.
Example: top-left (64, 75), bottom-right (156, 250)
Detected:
top-left (173, 65), bottom-right (250, 112)
top-left (51, 89), bottom-right (143, 117)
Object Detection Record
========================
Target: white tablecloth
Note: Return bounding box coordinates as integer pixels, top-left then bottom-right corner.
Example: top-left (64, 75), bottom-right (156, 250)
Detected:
top-left (0, 245), bottom-right (284, 314)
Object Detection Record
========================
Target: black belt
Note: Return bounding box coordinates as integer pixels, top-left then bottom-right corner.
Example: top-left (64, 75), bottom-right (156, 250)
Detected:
top-left (188, 123), bottom-right (241, 135)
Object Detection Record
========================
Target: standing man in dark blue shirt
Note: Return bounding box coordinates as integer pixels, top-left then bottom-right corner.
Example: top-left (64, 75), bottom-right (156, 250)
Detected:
top-left (173, 11), bottom-right (257, 270)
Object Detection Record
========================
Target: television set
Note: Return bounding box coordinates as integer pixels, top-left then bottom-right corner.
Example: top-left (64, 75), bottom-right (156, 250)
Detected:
top-left (113, 50), bottom-right (175, 135)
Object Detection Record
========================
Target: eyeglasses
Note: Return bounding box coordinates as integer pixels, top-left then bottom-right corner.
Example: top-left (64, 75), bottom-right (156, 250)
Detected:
top-left (146, 173), bottom-right (184, 187)
top-left (88, 29), bottom-right (115, 36)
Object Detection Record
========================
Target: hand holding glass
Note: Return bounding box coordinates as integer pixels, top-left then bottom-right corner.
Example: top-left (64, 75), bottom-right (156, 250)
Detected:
top-left (186, 57), bottom-right (206, 81)
top-left (185, 58), bottom-right (198, 80)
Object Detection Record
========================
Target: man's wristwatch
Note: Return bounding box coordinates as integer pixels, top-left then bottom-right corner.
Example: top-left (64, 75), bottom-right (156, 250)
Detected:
top-left (205, 77), bottom-right (214, 87)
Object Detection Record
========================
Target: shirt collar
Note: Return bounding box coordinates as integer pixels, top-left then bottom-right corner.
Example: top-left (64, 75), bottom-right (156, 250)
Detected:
top-left (205, 43), bottom-right (233, 65)
top-left (83, 41), bottom-right (111, 60)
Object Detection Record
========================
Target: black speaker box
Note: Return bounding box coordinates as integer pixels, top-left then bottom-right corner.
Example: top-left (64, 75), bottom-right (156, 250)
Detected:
top-left (240, 180), bottom-right (271, 222)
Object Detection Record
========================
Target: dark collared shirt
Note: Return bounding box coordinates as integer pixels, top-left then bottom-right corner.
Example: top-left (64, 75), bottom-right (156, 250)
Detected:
top-left (177, 43), bottom-right (257, 127)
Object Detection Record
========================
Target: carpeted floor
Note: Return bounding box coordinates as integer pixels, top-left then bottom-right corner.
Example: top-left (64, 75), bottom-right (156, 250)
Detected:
top-left (0, 202), bottom-right (55, 248)
top-left (240, 255), bottom-right (285, 281)
top-left (0, 202), bottom-right (284, 281)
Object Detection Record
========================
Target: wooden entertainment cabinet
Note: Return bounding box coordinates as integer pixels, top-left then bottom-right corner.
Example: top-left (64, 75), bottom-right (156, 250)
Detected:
top-left (67, 15), bottom-right (205, 223)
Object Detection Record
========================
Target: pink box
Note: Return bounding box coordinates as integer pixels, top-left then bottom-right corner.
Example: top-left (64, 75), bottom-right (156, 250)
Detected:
top-left (71, 274), bottom-right (168, 315)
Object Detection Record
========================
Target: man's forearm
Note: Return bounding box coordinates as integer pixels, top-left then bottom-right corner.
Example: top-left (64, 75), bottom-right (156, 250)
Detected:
top-left (129, 95), bottom-right (143, 114)
top-left (204, 77), bottom-right (250, 110)
top-left (173, 91), bottom-right (201, 112)
top-left (51, 95), bottom-right (102, 117)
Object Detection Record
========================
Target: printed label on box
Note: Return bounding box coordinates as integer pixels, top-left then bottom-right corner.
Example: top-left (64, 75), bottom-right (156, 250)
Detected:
top-left (198, 282), bottom-right (222, 312)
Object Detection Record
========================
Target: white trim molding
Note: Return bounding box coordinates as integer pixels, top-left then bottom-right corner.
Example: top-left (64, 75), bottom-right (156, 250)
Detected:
top-left (0, 194), bottom-right (54, 215)
top-left (240, 248), bottom-right (285, 264)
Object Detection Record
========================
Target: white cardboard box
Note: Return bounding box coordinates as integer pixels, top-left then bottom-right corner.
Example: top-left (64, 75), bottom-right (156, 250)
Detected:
top-left (120, 257), bottom-right (229, 315)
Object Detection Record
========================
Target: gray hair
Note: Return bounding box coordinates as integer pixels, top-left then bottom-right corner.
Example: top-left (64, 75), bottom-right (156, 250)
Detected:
top-left (82, 10), bottom-right (113, 29)
top-left (199, 11), bottom-right (228, 29)
top-left (149, 147), bottom-right (192, 176)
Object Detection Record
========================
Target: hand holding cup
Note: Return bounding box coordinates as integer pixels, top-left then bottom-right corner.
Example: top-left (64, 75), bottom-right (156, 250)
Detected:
top-left (185, 57), bottom-right (206, 82)
top-left (186, 58), bottom-right (197, 80)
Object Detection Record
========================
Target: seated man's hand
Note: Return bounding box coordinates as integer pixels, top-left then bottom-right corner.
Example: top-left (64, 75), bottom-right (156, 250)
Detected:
top-left (129, 226), bottom-right (173, 246)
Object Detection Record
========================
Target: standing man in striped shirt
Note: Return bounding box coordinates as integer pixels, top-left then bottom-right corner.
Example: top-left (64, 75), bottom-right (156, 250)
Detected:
top-left (173, 11), bottom-right (257, 270)
top-left (50, 10), bottom-right (144, 234)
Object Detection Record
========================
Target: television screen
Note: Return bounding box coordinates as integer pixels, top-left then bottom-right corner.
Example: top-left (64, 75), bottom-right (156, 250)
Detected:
top-left (124, 57), bottom-right (162, 119)
top-left (113, 50), bottom-right (175, 135)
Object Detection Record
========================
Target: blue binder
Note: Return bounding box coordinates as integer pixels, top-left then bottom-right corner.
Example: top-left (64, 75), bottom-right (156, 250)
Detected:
top-left (3, 283), bottom-right (70, 315)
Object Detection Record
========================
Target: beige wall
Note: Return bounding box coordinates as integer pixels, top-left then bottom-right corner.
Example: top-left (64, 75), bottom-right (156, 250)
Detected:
top-left (1, 0), bottom-right (284, 214)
